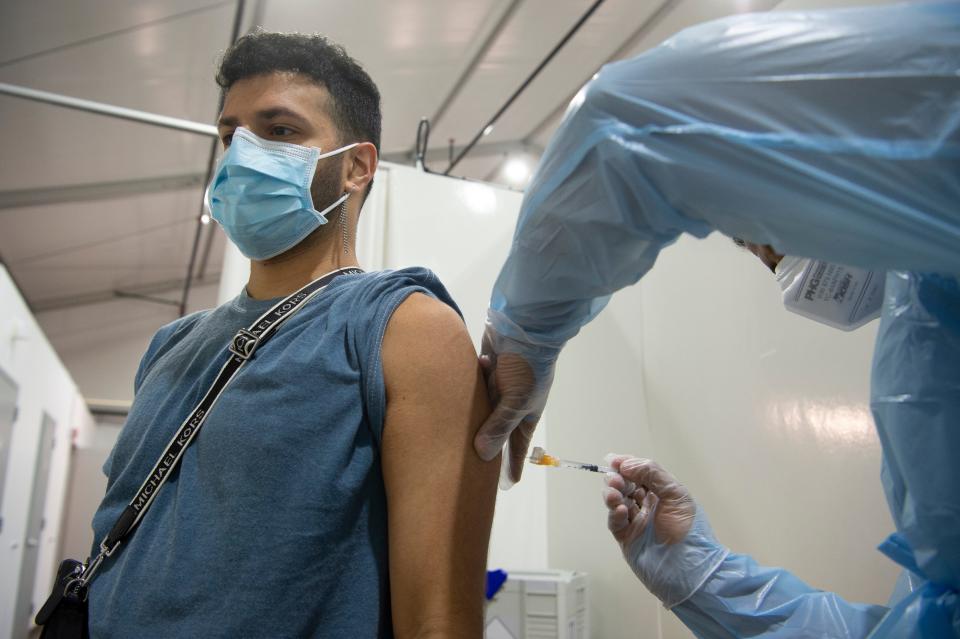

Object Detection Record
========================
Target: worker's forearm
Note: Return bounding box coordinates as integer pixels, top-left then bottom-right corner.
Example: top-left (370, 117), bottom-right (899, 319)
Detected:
top-left (672, 552), bottom-right (888, 638)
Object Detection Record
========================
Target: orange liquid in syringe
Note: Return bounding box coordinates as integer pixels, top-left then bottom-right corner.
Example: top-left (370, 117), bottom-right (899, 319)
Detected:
top-left (533, 454), bottom-right (560, 467)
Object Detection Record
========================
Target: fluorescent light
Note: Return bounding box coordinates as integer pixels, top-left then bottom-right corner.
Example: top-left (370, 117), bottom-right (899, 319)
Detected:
top-left (200, 213), bottom-right (211, 225)
top-left (503, 157), bottom-right (531, 186)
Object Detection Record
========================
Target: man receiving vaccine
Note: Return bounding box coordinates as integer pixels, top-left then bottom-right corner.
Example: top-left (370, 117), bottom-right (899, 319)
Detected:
top-left (85, 32), bottom-right (498, 638)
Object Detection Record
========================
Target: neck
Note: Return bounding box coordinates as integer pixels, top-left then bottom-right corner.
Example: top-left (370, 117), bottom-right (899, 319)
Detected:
top-left (246, 233), bottom-right (361, 300)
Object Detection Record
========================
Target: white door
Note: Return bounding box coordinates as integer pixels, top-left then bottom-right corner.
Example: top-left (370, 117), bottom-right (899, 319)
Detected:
top-left (12, 413), bottom-right (55, 639)
top-left (0, 367), bottom-right (17, 537)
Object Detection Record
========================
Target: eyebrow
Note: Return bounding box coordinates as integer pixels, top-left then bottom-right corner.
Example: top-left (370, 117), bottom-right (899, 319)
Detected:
top-left (217, 107), bottom-right (311, 129)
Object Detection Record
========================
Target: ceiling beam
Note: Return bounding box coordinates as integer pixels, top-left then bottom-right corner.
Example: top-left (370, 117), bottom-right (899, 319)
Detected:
top-left (523, 0), bottom-right (680, 146)
top-left (0, 82), bottom-right (218, 137)
top-left (382, 139), bottom-right (543, 166)
top-left (0, 144), bottom-right (542, 210)
top-left (423, 0), bottom-right (523, 135)
top-left (0, 1), bottom-right (234, 68)
top-left (30, 275), bottom-right (220, 314)
top-left (0, 173), bottom-right (206, 210)
top-left (445, 0), bottom-right (607, 175)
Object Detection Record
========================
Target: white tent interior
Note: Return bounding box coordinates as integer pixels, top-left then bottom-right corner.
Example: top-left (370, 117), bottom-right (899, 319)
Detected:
top-left (0, 0), bottom-right (899, 638)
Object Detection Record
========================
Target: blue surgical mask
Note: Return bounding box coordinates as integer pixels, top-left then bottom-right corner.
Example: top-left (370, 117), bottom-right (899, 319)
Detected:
top-left (207, 127), bottom-right (357, 260)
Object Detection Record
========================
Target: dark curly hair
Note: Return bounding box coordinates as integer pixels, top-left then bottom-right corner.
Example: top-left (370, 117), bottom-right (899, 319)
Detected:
top-left (216, 31), bottom-right (382, 154)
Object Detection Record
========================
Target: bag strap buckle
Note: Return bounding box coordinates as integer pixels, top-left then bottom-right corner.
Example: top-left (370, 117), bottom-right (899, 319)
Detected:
top-left (228, 328), bottom-right (261, 361)
top-left (63, 576), bottom-right (89, 602)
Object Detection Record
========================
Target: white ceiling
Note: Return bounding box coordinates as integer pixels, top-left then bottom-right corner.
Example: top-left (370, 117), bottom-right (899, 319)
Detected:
top-left (0, 0), bottom-right (890, 312)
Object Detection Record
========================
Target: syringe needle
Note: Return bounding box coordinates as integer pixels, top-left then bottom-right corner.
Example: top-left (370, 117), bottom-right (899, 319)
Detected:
top-left (557, 459), bottom-right (613, 474)
top-left (528, 446), bottom-right (613, 474)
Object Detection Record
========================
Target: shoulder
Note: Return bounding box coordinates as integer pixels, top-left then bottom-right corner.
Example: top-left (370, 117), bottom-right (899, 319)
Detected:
top-left (385, 292), bottom-right (465, 345)
top-left (150, 308), bottom-right (212, 352)
top-left (370, 267), bottom-right (468, 357)
top-left (333, 266), bottom-right (464, 358)
top-left (381, 291), bottom-right (476, 392)
top-left (134, 309), bottom-right (213, 390)
top-left (338, 267), bottom-right (459, 314)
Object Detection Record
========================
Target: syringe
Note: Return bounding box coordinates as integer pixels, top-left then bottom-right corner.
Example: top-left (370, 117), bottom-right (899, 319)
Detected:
top-left (528, 446), bottom-right (612, 474)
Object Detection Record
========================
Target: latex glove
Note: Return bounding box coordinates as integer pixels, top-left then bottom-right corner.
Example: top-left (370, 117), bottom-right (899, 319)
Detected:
top-left (603, 455), bottom-right (729, 608)
top-left (474, 310), bottom-right (560, 486)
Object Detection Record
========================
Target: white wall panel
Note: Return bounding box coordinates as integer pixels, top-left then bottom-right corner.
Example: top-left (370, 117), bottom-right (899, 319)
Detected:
top-left (0, 266), bottom-right (94, 639)
top-left (646, 235), bottom-right (894, 637)
top-left (56, 421), bottom-right (116, 575)
top-left (546, 288), bottom-right (662, 639)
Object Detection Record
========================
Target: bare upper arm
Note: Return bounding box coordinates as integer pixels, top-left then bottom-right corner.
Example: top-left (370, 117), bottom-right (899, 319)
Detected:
top-left (380, 292), bottom-right (499, 638)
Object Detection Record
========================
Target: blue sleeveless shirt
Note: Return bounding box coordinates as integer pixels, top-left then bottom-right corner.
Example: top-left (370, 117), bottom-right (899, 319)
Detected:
top-left (88, 268), bottom-right (458, 638)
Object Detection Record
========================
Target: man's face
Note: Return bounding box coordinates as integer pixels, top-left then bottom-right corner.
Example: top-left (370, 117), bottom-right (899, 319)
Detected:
top-left (217, 72), bottom-right (345, 210)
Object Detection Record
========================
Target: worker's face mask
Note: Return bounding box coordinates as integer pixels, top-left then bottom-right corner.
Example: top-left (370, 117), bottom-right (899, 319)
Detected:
top-left (207, 127), bottom-right (357, 260)
top-left (775, 256), bottom-right (884, 331)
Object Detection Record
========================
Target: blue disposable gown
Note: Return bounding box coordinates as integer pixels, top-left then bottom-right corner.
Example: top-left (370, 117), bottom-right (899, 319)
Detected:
top-left (489, 2), bottom-right (960, 637)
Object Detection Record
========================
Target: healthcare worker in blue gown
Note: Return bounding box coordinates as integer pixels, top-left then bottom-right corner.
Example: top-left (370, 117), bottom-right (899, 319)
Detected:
top-left (473, 2), bottom-right (960, 637)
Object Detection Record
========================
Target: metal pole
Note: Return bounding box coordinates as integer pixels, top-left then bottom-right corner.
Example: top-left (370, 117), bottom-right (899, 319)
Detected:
top-left (0, 82), bottom-right (218, 138)
top-left (521, 0), bottom-right (678, 145)
top-left (196, 216), bottom-right (218, 281)
top-left (197, 0), bottom-right (264, 282)
top-left (178, 0), bottom-right (246, 316)
top-left (444, 0), bottom-right (606, 175)
top-left (425, 0), bottom-right (523, 137)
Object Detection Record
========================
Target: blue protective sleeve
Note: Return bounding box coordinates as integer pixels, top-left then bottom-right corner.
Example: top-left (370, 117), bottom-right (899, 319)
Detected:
top-left (867, 272), bottom-right (960, 637)
top-left (490, 2), bottom-right (960, 347)
top-left (671, 553), bottom-right (889, 639)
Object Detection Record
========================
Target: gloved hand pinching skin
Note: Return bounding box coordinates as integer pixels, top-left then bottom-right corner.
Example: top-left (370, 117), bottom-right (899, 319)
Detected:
top-left (474, 311), bottom-right (560, 486)
top-left (603, 455), bottom-right (729, 608)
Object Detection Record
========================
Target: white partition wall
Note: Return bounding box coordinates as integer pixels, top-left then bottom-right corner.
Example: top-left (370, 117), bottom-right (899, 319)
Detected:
top-left (220, 165), bottom-right (898, 638)
top-left (0, 266), bottom-right (96, 639)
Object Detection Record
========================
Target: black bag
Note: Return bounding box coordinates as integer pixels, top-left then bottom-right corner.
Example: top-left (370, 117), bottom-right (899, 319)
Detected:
top-left (35, 559), bottom-right (90, 639)
top-left (33, 268), bottom-right (360, 637)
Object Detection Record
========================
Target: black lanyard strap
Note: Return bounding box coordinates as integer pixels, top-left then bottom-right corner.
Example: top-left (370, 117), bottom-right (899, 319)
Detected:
top-left (72, 267), bottom-right (362, 595)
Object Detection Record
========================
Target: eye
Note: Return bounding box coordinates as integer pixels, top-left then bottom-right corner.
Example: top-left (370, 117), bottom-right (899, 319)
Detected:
top-left (269, 125), bottom-right (295, 137)
top-left (221, 133), bottom-right (233, 147)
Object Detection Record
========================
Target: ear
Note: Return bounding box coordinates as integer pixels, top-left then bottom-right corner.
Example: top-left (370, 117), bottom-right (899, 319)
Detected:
top-left (343, 142), bottom-right (378, 194)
